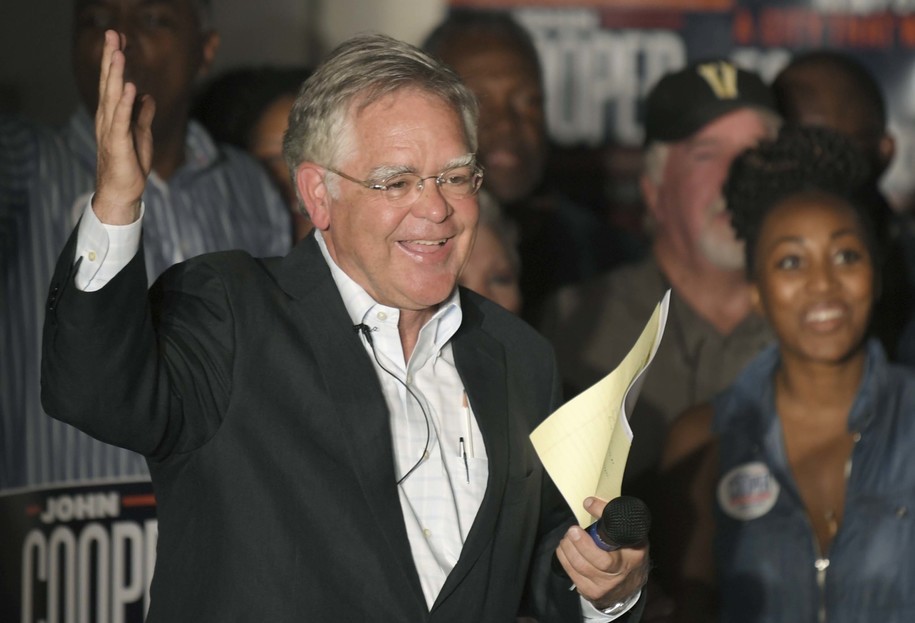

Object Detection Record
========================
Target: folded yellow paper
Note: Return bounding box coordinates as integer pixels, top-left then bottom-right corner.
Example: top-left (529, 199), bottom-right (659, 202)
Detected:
top-left (531, 290), bottom-right (670, 527)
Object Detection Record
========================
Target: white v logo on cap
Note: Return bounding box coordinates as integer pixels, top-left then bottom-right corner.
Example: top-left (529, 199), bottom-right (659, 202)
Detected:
top-left (697, 61), bottom-right (739, 100)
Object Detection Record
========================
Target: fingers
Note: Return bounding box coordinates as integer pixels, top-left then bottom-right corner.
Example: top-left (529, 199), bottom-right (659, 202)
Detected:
top-left (97, 30), bottom-right (118, 110)
top-left (97, 29), bottom-right (149, 153)
top-left (135, 94), bottom-right (157, 173)
top-left (92, 29), bottom-right (152, 224)
top-left (559, 525), bottom-right (625, 578)
top-left (98, 32), bottom-right (125, 146)
top-left (584, 496), bottom-right (607, 521)
top-left (97, 46), bottom-right (136, 151)
top-left (97, 31), bottom-right (127, 129)
top-left (556, 525), bottom-right (650, 605)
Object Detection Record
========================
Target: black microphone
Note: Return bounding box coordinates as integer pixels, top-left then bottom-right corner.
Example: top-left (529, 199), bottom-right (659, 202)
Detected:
top-left (354, 323), bottom-right (375, 346)
top-left (587, 495), bottom-right (651, 552)
top-left (553, 496), bottom-right (651, 576)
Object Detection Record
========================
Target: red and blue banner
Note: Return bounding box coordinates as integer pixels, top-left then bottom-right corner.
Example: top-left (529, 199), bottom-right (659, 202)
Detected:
top-left (453, 0), bottom-right (915, 211)
top-left (1, 480), bottom-right (157, 623)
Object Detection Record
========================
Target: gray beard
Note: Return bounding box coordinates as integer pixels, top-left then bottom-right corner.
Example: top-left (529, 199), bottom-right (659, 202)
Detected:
top-left (699, 228), bottom-right (745, 271)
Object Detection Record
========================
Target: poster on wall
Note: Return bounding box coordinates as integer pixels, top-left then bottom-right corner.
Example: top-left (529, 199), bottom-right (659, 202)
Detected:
top-left (0, 480), bottom-right (157, 623)
top-left (451, 0), bottom-right (915, 211)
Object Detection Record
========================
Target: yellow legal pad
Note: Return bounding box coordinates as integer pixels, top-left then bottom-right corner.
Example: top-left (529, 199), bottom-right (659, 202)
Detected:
top-left (531, 290), bottom-right (670, 527)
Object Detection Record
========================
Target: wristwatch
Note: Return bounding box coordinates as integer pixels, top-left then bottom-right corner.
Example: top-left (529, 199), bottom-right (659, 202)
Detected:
top-left (601, 600), bottom-right (628, 616)
top-left (599, 590), bottom-right (641, 617)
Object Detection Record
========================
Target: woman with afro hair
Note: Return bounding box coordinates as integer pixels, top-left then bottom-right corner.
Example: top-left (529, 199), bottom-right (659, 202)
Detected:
top-left (657, 125), bottom-right (915, 623)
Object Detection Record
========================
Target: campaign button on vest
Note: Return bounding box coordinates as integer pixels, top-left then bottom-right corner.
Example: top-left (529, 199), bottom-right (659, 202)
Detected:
top-left (717, 461), bottom-right (779, 521)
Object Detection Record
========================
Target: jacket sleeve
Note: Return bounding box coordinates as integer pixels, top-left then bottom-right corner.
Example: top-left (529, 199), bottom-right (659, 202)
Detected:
top-left (41, 227), bottom-right (235, 461)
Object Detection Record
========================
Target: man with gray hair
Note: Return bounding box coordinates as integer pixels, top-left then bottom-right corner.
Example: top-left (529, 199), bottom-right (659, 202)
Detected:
top-left (41, 30), bottom-right (649, 621)
top-left (542, 60), bottom-right (779, 497)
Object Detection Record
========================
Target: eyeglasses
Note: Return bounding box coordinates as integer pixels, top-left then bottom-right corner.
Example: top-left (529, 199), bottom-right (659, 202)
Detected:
top-left (325, 162), bottom-right (484, 207)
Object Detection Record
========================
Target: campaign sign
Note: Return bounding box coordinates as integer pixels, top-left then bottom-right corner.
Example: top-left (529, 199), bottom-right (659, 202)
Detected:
top-left (452, 0), bottom-right (915, 211)
top-left (0, 479), bottom-right (157, 623)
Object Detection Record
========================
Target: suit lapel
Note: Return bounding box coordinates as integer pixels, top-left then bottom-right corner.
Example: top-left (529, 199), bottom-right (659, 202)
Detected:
top-left (276, 236), bottom-right (427, 611)
top-left (278, 244), bottom-right (514, 613)
top-left (435, 292), bottom-right (510, 607)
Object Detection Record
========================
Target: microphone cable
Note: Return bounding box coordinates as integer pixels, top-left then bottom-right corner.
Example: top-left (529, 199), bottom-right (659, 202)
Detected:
top-left (354, 323), bottom-right (432, 486)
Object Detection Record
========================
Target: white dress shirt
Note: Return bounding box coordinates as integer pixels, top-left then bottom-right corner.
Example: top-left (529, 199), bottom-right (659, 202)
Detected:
top-left (314, 229), bottom-right (488, 608)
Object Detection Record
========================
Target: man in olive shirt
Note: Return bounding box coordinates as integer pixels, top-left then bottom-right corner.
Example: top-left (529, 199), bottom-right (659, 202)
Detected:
top-left (542, 60), bottom-right (779, 493)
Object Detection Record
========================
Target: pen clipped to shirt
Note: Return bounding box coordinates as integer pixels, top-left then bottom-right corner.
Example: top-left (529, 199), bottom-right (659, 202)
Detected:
top-left (459, 391), bottom-right (474, 483)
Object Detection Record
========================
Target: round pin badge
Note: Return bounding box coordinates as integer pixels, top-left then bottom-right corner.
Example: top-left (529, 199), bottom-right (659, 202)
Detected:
top-left (717, 461), bottom-right (780, 521)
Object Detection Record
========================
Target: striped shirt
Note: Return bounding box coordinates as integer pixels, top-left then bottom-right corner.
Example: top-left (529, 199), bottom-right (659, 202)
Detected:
top-left (0, 110), bottom-right (291, 489)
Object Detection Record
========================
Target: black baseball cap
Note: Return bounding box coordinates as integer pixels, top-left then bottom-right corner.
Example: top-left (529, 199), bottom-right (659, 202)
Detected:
top-left (643, 59), bottom-right (777, 145)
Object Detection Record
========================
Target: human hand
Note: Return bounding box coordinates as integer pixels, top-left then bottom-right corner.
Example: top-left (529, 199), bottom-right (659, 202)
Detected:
top-left (555, 497), bottom-right (650, 611)
top-left (93, 29), bottom-right (155, 225)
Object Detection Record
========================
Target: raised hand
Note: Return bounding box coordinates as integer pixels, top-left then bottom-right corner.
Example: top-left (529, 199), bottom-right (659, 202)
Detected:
top-left (93, 30), bottom-right (156, 225)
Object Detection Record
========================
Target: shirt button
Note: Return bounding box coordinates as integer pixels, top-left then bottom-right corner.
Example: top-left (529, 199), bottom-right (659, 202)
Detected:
top-left (87, 251), bottom-right (97, 262)
top-left (423, 528), bottom-right (432, 538)
top-left (406, 374), bottom-right (413, 384)
top-left (376, 311), bottom-right (387, 321)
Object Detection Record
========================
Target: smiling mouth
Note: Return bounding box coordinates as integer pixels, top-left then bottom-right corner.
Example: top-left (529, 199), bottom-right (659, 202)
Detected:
top-left (398, 238), bottom-right (450, 255)
top-left (807, 308), bottom-right (843, 323)
top-left (803, 303), bottom-right (851, 334)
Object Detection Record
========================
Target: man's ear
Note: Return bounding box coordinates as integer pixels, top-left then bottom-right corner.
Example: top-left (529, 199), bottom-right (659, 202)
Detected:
top-left (296, 163), bottom-right (331, 230)
top-left (749, 281), bottom-right (763, 316)
top-left (640, 173), bottom-right (661, 223)
top-left (197, 31), bottom-right (221, 80)
top-left (877, 132), bottom-right (896, 178)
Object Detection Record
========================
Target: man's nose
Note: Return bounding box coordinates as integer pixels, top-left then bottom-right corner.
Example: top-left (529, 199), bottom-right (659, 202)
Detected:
top-left (411, 179), bottom-right (451, 223)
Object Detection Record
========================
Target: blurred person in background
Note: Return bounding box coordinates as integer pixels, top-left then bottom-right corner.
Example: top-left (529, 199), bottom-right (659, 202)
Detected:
top-left (424, 10), bottom-right (642, 323)
top-left (458, 190), bottom-right (523, 315)
top-left (541, 60), bottom-right (779, 501)
top-left (195, 65), bottom-right (314, 242)
top-left (1, 0), bottom-right (290, 491)
top-left (773, 49), bottom-right (911, 360)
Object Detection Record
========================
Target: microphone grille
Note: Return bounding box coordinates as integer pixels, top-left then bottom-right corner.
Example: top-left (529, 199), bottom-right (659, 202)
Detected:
top-left (601, 496), bottom-right (651, 546)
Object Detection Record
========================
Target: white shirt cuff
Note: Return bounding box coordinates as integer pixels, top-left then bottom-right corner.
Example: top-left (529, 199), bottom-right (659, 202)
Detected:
top-left (74, 195), bottom-right (144, 292)
top-left (581, 589), bottom-right (641, 622)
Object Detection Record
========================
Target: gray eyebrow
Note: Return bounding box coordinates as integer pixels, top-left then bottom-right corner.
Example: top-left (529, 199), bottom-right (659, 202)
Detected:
top-left (443, 153), bottom-right (476, 170)
top-left (366, 164), bottom-right (414, 181)
top-left (365, 154), bottom-right (475, 182)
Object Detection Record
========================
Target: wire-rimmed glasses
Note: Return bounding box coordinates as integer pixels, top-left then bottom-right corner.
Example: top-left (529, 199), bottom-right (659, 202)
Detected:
top-left (325, 161), bottom-right (484, 207)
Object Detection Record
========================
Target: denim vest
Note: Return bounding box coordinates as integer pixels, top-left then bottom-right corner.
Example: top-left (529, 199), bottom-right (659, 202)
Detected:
top-left (712, 341), bottom-right (915, 623)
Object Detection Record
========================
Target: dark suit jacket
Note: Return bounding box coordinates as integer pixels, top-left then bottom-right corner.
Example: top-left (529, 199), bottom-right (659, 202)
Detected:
top-left (42, 232), bottom-right (642, 622)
